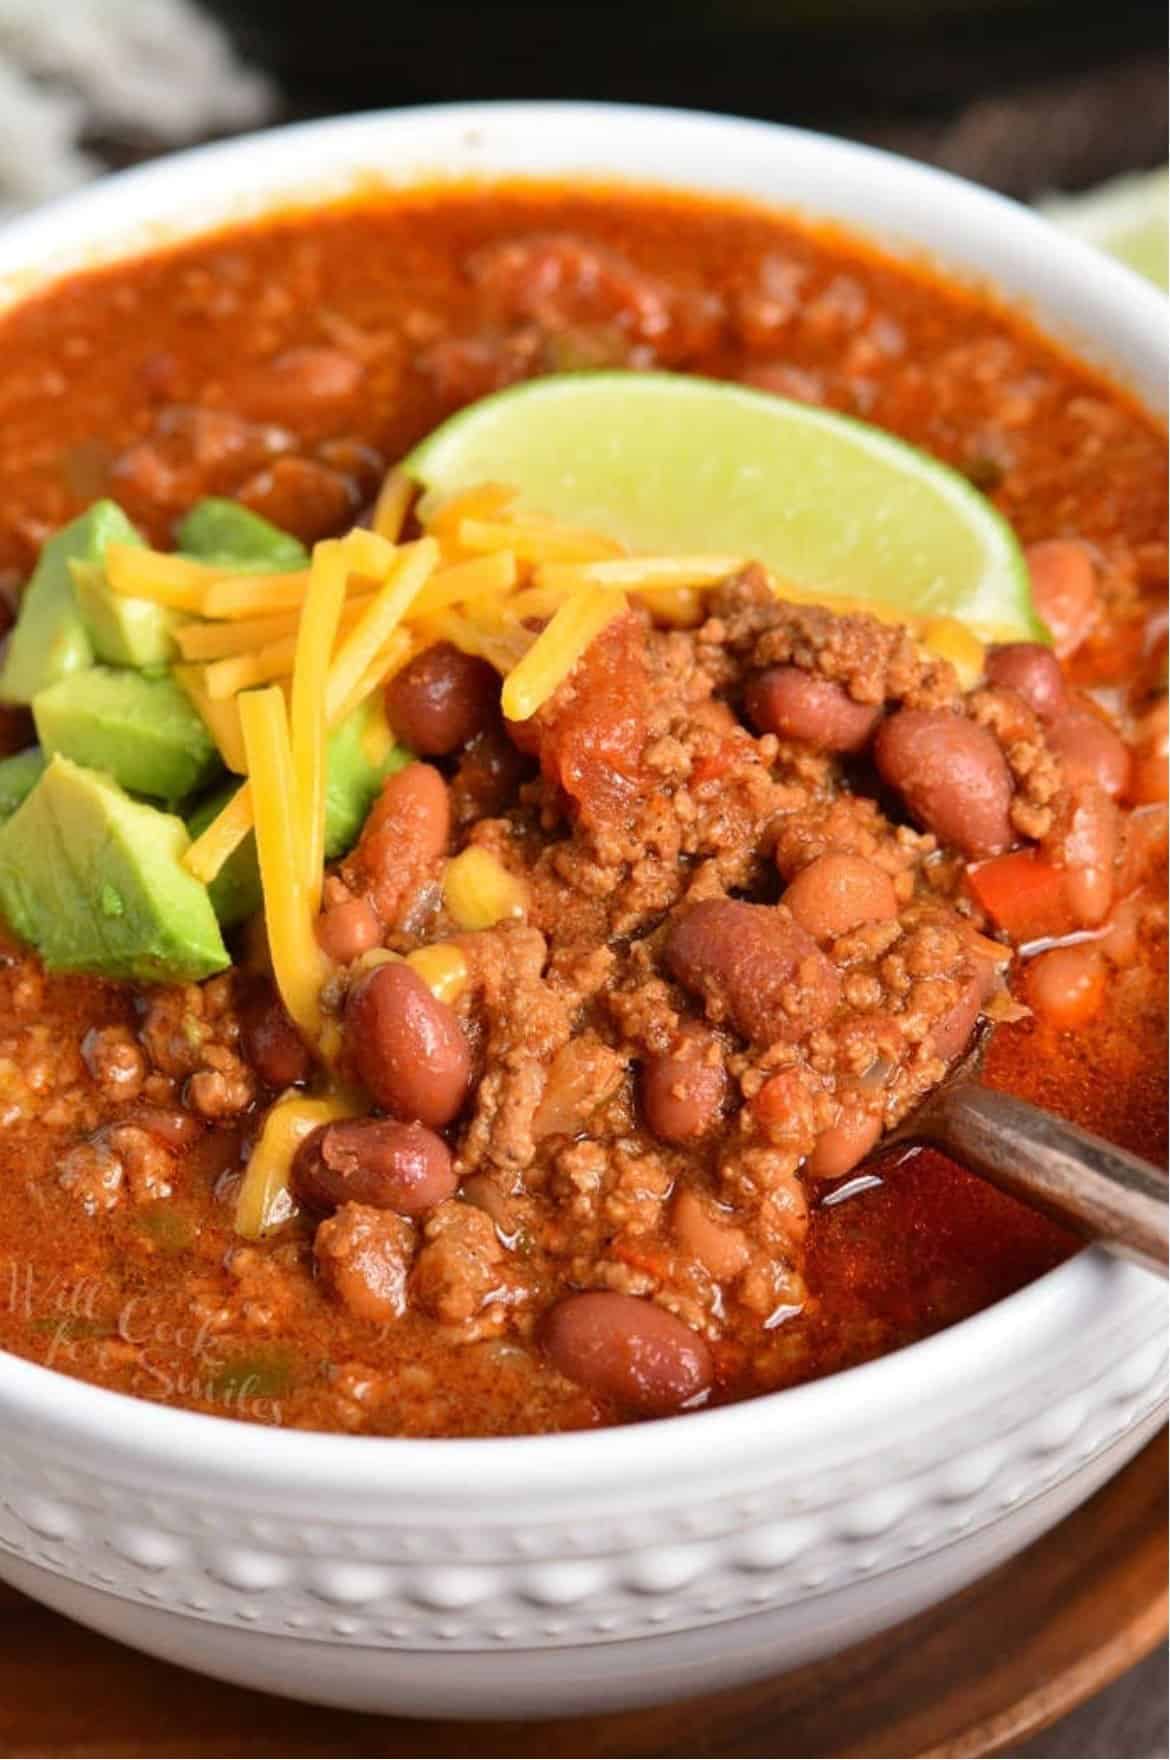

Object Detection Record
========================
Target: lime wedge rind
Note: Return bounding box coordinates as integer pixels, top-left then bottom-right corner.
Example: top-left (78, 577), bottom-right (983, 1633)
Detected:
top-left (407, 371), bottom-right (1041, 643)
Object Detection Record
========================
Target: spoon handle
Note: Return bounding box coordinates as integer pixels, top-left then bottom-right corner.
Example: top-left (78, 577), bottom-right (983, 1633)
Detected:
top-left (922, 1084), bottom-right (1169, 1277)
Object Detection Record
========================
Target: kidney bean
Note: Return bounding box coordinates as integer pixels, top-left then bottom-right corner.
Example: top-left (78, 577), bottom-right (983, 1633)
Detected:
top-left (640, 1027), bottom-right (728, 1144)
top-left (293, 1118), bottom-right (455, 1217)
top-left (1026, 944), bottom-right (1107, 1030)
top-left (875, 709), bottom-right (1012, 858)
top-left (806, 1109), bottom-right (882, 1179)
top-left (237, 454), bottom-right (360, 545)
top-left (744, 665), bottom-right (881, 753)
top-left (782, 853), bottom-right (898, 940)
top-left (344, 960), bottom-right (471, 1127)
top-left (239, 983), bottom-right (313, 1090)
top-left (385, 642), bottom-right (501, 757)
top-left (543, 1291), bottom-right (713, 1416)
top-left (316, 895), bottom-right (381, 964)
top-left (985, 642), bottom-right (1067, 721)
top-left (672, 1187), bottom-right (750, 1280)
top-left (663, 899), bottom-right (840, 1044)
top-left (1056, 784), bottom-right (1119, 927)
top-left (1025, 540), bottom-right (1099, 658)
top-left (1047, 704), bottom-right (1131, 798)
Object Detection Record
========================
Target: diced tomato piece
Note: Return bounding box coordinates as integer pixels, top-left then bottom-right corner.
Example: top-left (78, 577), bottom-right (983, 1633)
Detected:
top-left (536, 614), bottom-right (649, 829)
top-left (966, 851), bottom-right (1075, 945)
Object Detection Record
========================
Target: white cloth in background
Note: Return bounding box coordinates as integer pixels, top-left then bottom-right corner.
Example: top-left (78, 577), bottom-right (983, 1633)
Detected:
top-left (0, 0), bottom-right (273, 215)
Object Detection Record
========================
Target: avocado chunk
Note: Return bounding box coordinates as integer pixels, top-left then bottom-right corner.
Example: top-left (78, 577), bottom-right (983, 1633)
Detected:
top-left (0, 755), bottom-right (229, 981)
top-left (186, 783), bottom-right (262, 929)
top-left (325, 692), bottom-right (410, 856)
top-left (0, 749), bottom-right (46, 824)
top-left (71, 558), bottom-right (183, 669)
top-left (177, 498), bottom-right (308, 573)
top-left (33, 666), bottom-right (221, 804)
top-left (186, 696), bottom-right (408, 929)
top-left (0, 501), bottom-right (142, 704)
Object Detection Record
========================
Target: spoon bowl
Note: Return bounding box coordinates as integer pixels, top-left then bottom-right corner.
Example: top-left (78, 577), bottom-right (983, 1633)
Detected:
top-left (862, 1022), bottom-right (1169, 1276)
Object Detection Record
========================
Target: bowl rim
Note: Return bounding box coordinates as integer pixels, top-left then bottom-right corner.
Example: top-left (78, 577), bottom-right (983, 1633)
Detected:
top-left (0, 99), bottom-right (1164, 1496)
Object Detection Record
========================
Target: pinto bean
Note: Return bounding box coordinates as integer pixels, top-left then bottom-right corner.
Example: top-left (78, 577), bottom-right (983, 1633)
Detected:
top-left (930, 930), bottom-right (1002, 1062)
top-left (806, 1110), bottom-right (882, 1179)
top-left (640, 1028), bottom-right (728, 1144)
top-left (782, 853), bottom-right (898, 940)
top-left (350, 761), bottom-right (450, 928)
top-left (344, 961), bottom-right (471, 1127)
top-left (1047, 704), bottom-right (1131, 798)
top-left (930, 976), bottom-right (985, 1062)
top-left (875, 709), bottom-right (1012, 858)
top-left (744, 665), bottom-right (881, 753)
top-left (672, 1187), bottom-right (750, 1280)
top-left (239, 984), bottom-right (313, 1090)
top-left (314, 1203), bottom-right (414, 1324)
top-left (543, 1291), bottom-right (713, 1415)
top-left (663, 899), bottom-right (840, 1044)
top-left (985, 643), bottom-right (1067, 720)
top-left (1056, 783), bottom-right (1119, 927)
top-left (316, 895), bottom-right (381, 964)
top-left (1026, 945), bottom-right (1107, 1030)
top-left (385, 642), bottom-right (500, 756)
top-left (292, 1118), bottom-right (455, 1217)
top-left (1025, 540), bottom-right (1099, 658)
top-left (1098, 892), bottom-right (1142, 967)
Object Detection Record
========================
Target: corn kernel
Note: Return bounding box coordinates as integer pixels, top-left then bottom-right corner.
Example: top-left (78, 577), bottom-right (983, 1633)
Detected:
top-left (921, 617), bottom-right (986, 691)
top-left (406, 943), bottom-right (470, 1006)
top-left (636, 585), bottom-right (705, 628)
top-left (443, 846), bottom-right (529, 931)
top-left (351, 947), bottom-right (402, 979)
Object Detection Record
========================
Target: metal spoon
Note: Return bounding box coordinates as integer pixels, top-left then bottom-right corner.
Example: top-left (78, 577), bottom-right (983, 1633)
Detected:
top-left (860, 1026), bottom-right (1169, 1277)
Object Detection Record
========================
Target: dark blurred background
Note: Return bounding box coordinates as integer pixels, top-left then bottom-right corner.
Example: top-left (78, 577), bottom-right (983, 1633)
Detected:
top-left (205, 0), bottom-right (1167, 199)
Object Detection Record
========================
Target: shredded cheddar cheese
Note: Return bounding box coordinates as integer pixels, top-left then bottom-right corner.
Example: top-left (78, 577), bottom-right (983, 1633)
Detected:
top-left (501, 586), bottom-right (628, 721)
top-left (424, 481), bottom-right (516, 535)
top-left (332, 627), bottom-right (415, 727)
top-left (200, 570), bottom-right (312, 620)
top-left (173, 665), bottom-right (249, 775)
top-left (323, 538), bottom-right (439, 722)
top-left (371, 466), bottom-right (414, 541)
top-left (536, 555), bottom-right (746, 592)
top-left (457, 518), bottom-right (624, 564)
top-left (408, 551), bottom-right (519, 618)
top-left (234, 1088), bottom-right (362, 1238)
top-left (291, 539), bottom-right (349, 912)
top-left (183, 777), bottom-right (254, 881)
top-left (238, 687), bottom-right (328, 1043)
top-left (104, 544), bottom-right (227, 612)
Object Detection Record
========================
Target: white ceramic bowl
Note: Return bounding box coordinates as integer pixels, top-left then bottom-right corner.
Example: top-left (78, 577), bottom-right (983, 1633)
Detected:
top-left (0, 103), bottom-right (1165, 1719)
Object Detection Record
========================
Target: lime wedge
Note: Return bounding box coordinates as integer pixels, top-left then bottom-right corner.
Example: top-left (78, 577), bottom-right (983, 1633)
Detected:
top-left (1042, 168), bottom-right (1168, 290)
top-left (407, 372), bottom-right (1041, 640)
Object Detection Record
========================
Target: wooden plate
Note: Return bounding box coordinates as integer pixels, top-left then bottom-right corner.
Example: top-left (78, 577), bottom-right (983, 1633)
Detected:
top-left (0, 1432), bottom-right (1163, 1759)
